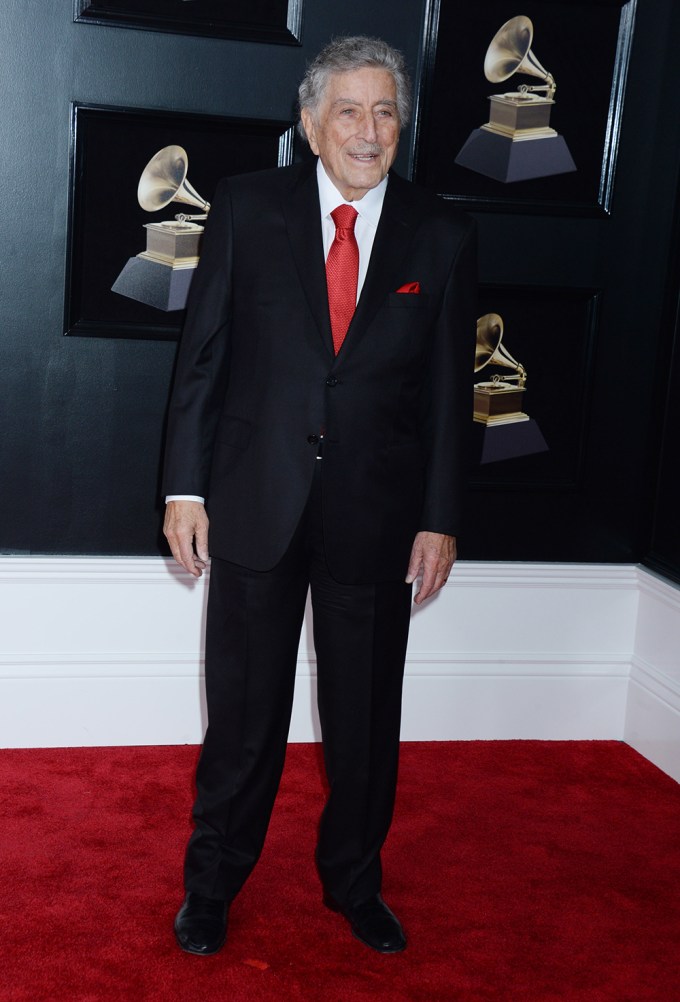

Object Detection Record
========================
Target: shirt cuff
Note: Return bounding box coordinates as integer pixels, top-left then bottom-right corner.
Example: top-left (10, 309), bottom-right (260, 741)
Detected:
top-left (165, 495), bottom-right (205, 504)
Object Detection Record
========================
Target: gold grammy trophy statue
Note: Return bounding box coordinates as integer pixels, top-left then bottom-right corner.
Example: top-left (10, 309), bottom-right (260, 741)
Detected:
top-left (111, 145), bottom-right (210, 312)
top-left (456, 15), bottom-right (576, 183)
top-left (474, 313), bottom-right (529, 425)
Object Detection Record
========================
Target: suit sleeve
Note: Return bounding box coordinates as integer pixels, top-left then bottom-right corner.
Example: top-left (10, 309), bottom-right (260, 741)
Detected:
top-left (419, 217), bottom-right (478, 537)
top-left (162, 178), bottom-right (233, 499)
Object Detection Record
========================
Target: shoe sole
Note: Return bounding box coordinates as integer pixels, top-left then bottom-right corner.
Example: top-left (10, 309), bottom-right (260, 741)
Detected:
top-left (324, 894), bottom-right (406, 954)
top-left (174, 921), bottom-right (226, 956)
top-left (351, 928), bottom-right (407, 954)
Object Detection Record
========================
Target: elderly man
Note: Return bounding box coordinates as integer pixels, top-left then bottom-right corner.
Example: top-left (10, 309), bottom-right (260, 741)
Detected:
top-left (163, 36), bottom-right (476, 956)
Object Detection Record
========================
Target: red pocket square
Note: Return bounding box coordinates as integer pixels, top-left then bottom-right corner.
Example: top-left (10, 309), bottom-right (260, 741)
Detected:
top-left (395, 281), bottom-right (420, 294)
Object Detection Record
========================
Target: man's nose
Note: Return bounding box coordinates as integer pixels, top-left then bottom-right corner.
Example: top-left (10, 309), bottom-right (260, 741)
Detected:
top-left (358, 113), bottom-right (378, 143)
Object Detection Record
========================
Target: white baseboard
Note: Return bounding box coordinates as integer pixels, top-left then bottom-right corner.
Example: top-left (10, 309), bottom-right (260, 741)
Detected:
top-left (625, 569), bottom-right (680, 782)
top-left (0, 557), bottom-right (645, 751)
top-left (1, 557), bottom-right (679, 781)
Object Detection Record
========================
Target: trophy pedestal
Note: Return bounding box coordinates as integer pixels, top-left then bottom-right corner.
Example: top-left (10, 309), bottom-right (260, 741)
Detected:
top-left (474, 418), bottom-right (548, 465)
top-left (111, 221), bottom-right (203, 311)
top-left (456, 128), bottom-right (576, 182)
top-left (111, 256), bottom-right (196, 312)
top-left (455, 95), bottom-right (576, 182)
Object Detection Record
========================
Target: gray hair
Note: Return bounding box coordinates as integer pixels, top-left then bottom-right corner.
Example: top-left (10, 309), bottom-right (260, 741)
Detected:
top-left (297, 36), bottom-right (412, 142)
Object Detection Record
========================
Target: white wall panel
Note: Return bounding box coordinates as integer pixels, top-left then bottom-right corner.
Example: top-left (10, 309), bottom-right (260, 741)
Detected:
top-left (625, 569), bottom-right (680, 781)
top-left (0, 558), bottom-right (645, 751)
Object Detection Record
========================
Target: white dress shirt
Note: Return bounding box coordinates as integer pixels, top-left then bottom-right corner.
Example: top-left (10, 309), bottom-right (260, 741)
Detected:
top-left (167, 159), bottom-right (389, 505)
top-left (316, 158), bottom-right (387, 301)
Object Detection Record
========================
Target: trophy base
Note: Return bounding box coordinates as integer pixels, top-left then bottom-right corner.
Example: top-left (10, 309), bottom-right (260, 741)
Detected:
top-left (474, 418), bottom-right (549, 465)
top-left (474, 383), bottom-right (528, 425)
top-left (455, 127), bottom-right (576, 183)
top-left (486, 93), bottom-right (555, 136)
top-left (143, 221), bottom-right (203, 263)
top-left (111, 255), bottom-right (196, 312)
top-left (477, 412), bottom-right (530, 427)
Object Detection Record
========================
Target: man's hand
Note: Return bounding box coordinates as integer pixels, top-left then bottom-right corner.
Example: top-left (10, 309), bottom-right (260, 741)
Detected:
top-left (405, 531), bottom-right (456, 605)
top-left (163, 501), bottom-right (210, 578)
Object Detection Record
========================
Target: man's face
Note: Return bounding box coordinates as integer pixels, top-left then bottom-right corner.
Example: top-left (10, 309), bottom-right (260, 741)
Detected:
top-left (301, 67), bottom-right (400, 201)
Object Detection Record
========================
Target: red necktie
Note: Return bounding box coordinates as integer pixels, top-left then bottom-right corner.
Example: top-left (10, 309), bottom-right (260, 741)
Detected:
top-left (326, 204), bottom-right (359, 355)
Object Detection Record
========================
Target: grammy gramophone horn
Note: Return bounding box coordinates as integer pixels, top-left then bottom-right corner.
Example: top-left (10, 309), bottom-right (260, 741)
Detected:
top-left (484, 15), bottom-right (555, 96)
top-left (475, 313), bottom-right (526, 382)
top-left (137, 145), bottom-right (210, 214)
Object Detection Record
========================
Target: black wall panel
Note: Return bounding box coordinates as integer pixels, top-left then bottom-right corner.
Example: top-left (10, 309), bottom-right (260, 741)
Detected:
top-left (424, 0), bottom-right (680, 565)
top-left (0, 0), bottom-right (678, 575)
top-left (646, 162), bottom-right (680, 582)
top-left (0, 0), bottom-right (422, 556)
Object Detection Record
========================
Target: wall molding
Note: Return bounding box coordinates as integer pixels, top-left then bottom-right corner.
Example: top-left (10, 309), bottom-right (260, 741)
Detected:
top-left (0, 557), bottom-right (677, 780)
top-left (637, 565), bottom-right (680, 612)
top-left (0, 650), bottom-right (631, 677)
top-left (1, 557), bottom-right (643, 585)
top-left (624, 568), bottom-right (680, 781)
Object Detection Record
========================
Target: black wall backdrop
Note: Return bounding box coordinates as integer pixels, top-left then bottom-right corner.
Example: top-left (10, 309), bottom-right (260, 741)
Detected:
top-left (0, 0), bottom-right (678, 580)
top-left (646, 141), bottom-right (680, 585)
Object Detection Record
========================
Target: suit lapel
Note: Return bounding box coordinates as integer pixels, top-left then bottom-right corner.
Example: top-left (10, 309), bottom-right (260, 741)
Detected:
top-left (336, 172), bottom-right (420, 362)
top-left (281, 166), bottom-right (421, 362)
top-left (281, 163), bottom-right (333, 359)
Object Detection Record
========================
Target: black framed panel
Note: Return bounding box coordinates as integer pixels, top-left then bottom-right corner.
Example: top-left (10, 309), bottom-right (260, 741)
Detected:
top-left (646, 361), bottom-right (680, 586)
top-left (64, 103), bottom-right (294, 341)
top-left (471, 285), bottom-right (600, 489)
top-left (74, 0), bottom-right (303, 45)
top-left (412, 0), bottom-right (637, 216)
top-left (645, 178), bottom-right (680, 586)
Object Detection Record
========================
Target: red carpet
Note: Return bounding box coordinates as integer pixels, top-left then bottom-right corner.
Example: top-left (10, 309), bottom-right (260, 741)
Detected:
top-left (1, 741), bottom-right (679, 1001)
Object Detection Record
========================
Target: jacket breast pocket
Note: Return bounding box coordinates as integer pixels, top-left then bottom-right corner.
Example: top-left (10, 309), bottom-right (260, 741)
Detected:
top-left (385, 292), bottom-right (430, 309)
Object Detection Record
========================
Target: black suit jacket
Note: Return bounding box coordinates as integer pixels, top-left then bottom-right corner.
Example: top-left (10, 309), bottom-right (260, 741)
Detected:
top-left (163, 161), bottom-right (477, 583)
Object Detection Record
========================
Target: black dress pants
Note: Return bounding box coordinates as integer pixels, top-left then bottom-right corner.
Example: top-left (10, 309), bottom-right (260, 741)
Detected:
top-left (183, 465), bottom-right (413, 907)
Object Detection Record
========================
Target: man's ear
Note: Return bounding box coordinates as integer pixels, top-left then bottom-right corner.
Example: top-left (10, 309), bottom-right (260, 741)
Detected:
top-left (300, 108), bottom-right (319, 155)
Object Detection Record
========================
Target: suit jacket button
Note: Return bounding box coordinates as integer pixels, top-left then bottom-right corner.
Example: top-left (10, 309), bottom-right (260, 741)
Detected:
top-left (326, 376), bottom-right (339, 387)
top-left (307, 434), bottom-right (319, 445)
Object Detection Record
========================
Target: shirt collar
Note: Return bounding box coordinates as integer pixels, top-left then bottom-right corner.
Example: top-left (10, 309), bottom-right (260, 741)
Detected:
top-left (316, 158), bottom-right (388, 230)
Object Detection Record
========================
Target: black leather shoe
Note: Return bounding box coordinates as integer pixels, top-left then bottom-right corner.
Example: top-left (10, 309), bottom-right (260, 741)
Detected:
top-left (174, 892), bottom-right (229, 956)
top-left (324, 893), bottom-right (407, 953)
